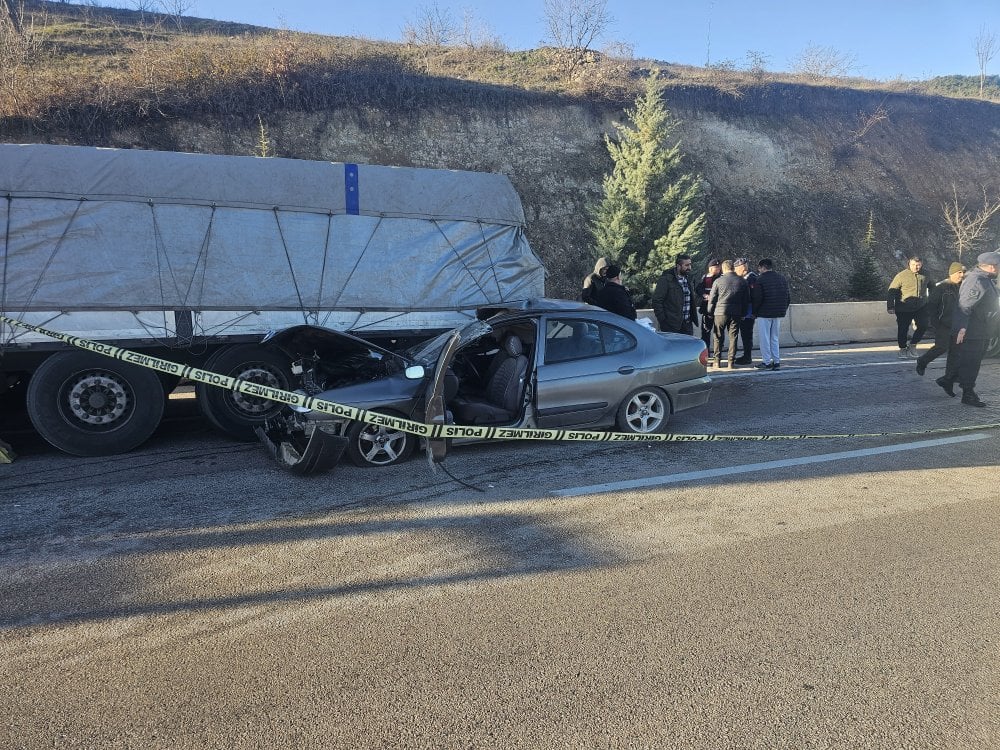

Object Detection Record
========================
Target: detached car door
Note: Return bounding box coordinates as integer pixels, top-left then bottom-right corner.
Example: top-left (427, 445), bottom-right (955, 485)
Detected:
top-left (534, 316), bottom-right (640, 428)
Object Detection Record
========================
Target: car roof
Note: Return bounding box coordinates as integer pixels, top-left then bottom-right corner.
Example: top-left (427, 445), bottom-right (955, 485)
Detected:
top-left (476, 298), bottom-right (597, 320)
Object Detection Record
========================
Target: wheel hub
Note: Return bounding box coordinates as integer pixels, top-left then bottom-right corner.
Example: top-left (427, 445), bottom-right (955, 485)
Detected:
top-left (231, 365), bottom-right (282, 414)
top-left (68, 373), bottom-right (129, 425)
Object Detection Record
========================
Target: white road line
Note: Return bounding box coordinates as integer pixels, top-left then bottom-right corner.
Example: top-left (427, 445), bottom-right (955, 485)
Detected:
top-left (552, 432), bottom-right (993, 497)
top-left (711, 359), bottom-right (918, 377)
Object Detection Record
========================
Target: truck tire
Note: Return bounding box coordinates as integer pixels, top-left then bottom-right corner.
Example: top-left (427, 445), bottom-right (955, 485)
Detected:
top-left (195, 344), bottom-right (294, 441)
top-left (26, 351), bottom-right (165, 456)
top-left (987, 335), bottom-right (1000, 358)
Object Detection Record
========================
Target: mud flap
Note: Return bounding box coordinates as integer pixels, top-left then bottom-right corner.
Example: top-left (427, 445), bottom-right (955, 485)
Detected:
top-left (255, 422), bottom-right (348, 475)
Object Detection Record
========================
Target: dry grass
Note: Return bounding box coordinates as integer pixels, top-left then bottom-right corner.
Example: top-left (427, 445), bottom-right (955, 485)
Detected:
top-left (1, 0), bottom-right (995, 137)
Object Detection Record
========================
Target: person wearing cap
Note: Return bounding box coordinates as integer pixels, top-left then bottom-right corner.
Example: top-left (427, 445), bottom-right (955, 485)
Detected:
top-left (733, 257), bottom-right (758, 364)
top-left (935, 251), bottom-right (1000, 406)
top-left (651, 254), bottom-right (698, 335)
top-left (914, 262), bottom-right (965, 377)
top-left (706, 259), bottom-right (749, 368)
top-left (695, 258), bottom-right (723, 349)
top-left (887, 255), bottom-right (932, 358)
top-left (594, 263), bottom-right (637, 321)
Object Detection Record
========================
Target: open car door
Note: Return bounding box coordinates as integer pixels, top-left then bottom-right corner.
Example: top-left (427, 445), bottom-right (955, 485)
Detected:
top-left (423, 330), bottom-right (462, 464)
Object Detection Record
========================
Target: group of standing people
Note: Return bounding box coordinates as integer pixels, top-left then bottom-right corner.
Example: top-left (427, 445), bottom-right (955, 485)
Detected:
top-left (581, 258), bottom-right (637, 321)
top-left (889, 251), bottom-right (1000, 407)
top-left (652, 255), bottom-right (791, 370)
top-left (581, 249), bottom-right (999, 407)
top-left (582, 253), bottom-right (791, 369)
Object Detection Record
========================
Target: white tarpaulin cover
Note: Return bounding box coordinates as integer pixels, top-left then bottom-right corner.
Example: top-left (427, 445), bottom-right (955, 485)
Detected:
top-left (0, 144), bottom-right (545, 313)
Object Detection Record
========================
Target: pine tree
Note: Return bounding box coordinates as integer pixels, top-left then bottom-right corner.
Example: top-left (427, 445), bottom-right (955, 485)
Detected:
top-left (590, 74), bottom-right (706, 305)
top-left (848, 210), bottom-right (883, 300)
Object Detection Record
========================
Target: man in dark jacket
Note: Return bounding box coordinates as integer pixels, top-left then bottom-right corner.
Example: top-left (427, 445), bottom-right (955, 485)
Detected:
top-left (936, 251), bottom-right (1000, 406)
top-left (751, 258), bottom-right (791, 370)
top-left (733, 257), bottom-right (758, 364)
top-left (915, 262), bottom-right (964, 377)
top-left (695, 259), bottom-right (722, 349)
top-left (595, 264), bottom-right (637, 321)
top-left (706, 259), bottom-right (749, 368)
top-left (651, 254), bottom-right (698, 335)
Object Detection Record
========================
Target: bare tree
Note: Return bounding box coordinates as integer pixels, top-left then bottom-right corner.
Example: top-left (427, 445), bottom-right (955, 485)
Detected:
top-left (160, 0), bottom-right (195, 31)
top-left (1, 0), bottom-right (23, 35)
top-left (458, 7), bottom-right (505, 50)
top-left (402, 2), bottom-right (457, 47)
top-left (0, 1), bottom-right (44, 118)
top-left (850, 104), bottom-right (889, 142)
top-left (542, 0), bottom-right (612, 52)
top-left (129, 0), bottom-right (162, 12)
top-left (744, 49), bottom-right (770, 83)
top-left (942, 185), bottom-right (1000, 260)
top-left (974, 25), bottom-right (997, 98)
top-left (790, 44), bottom-right (857, 79)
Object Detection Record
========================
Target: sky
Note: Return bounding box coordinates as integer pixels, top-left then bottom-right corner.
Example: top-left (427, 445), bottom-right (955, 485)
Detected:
top-left (184, 0), bottom-right (1000, 81)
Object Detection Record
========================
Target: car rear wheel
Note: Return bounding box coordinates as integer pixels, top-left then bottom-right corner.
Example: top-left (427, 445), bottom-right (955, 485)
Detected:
top-left (345, 413), bottom-right (415, 467)
top-left (615, 386), bottom-right (670, 434)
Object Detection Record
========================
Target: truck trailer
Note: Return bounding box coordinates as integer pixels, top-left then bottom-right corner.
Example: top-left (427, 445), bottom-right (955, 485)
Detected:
top-left (0, 144), bottom-right (546, 456)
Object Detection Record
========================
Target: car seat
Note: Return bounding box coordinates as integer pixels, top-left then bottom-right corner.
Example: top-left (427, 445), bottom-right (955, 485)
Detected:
top-left (451, 334), bottom-right (529, 424)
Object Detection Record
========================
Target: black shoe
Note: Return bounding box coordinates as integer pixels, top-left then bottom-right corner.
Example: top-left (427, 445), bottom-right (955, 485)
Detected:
top-left (935, 376), bottom-right (955, 397)
top-left (915, 360), bottom-right (927, 376)
top-left (754, 362), bottom-right (771, 370)
top-left (770, 362), bottom-right (780, 370)
top-left (734, 357), bottom-right (752, 365)
top-left (962, 391), bottom-right (987, 407)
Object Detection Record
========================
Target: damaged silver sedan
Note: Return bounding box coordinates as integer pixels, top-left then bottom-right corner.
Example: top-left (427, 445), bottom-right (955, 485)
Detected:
top-left (256, 299), bottom-right (712, 473)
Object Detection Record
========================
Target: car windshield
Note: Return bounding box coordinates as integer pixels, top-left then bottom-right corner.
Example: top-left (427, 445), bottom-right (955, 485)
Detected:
top-left (404, 320), bottom-right (492, 364)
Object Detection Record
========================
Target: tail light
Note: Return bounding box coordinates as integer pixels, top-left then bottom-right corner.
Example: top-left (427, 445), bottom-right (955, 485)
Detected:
top-left (699, 348), bottom-right (708, 367)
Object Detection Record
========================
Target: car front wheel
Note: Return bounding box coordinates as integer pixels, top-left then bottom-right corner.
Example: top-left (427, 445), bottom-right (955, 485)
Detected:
top-left (615, 386), bottom-right (670, 434)
top-left (345, 414), bottom-right (415, 467)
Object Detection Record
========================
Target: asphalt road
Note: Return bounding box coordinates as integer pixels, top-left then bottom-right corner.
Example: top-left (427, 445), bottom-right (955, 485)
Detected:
top-left (2, 342), bottom-right (999, 749)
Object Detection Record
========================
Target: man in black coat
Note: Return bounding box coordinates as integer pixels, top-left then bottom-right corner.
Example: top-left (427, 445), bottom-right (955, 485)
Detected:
top-left (651, 254), bottom-right (698, 335)
top-left (733, 257), bottom-right (758, 364)
top-left (595, 264), bottom-right (637, 321)
top-left (915, 262), bottom-right (964, 377)
top-left (751, 258), bottom-right (791, 370)
top-left (706, 259), bottom-right (749, 368)
top-left (937, 251), bottom-right (1000, 406)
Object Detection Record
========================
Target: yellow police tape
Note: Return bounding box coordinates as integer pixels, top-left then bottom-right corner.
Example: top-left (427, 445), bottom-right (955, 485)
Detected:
top-left (4, 315), bottom-right (1000, 444)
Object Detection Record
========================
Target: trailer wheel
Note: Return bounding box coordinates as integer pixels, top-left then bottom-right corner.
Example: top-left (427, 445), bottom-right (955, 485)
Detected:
top-left (987, 335), bottom-right (1000, 358)
top-left (195, 344), bottom-right (294, 440)
top-left (26, 351), bottom-right (165, 456)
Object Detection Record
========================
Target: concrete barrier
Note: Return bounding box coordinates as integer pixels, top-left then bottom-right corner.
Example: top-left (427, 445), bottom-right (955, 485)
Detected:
top-left (783, 301), bottom-right (896, 346)
top-left (639, 301), bottom-right (897, 348)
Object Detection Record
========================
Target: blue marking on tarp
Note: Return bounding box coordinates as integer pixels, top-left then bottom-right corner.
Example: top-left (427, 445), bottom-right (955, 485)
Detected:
top-left (345, 164), bottom-right (360, 215)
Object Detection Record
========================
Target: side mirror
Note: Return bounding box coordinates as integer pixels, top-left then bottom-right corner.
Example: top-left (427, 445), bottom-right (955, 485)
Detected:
top-left (404, 365), bottom-right (425, 380)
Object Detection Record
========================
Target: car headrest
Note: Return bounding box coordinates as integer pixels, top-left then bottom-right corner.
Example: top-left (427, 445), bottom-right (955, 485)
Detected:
top-left (503, 334), bottom-right (523, 357)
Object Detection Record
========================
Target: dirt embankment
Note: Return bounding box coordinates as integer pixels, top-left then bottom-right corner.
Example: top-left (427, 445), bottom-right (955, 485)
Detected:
top-left (6, 75), bottom-right (1000, 302)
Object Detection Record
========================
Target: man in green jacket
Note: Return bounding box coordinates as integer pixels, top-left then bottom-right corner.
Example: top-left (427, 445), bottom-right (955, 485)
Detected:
top-left (887, 255), bottom-right (932, 358)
